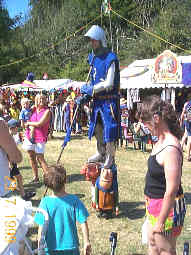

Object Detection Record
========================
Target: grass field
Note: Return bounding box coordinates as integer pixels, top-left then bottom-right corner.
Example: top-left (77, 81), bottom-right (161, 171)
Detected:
top-left (18, 131), bottom-right (191, 255)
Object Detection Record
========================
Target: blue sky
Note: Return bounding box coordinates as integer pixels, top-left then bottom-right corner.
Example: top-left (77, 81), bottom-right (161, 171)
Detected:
top-left (5, 0), bottom-right (30, 18)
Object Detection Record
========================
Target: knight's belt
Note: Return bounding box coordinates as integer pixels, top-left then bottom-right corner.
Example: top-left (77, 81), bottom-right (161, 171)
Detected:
top-left (94, 95), bottom-right (118, 100)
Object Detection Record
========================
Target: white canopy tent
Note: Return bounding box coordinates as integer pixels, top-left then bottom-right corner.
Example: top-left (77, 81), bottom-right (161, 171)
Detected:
top-left (120, 56), bottom-right (191, 89)
top-left (54, 80), bottom-right (85, 91)
top-left (1, 84), bottom-right (22, 89)
top-left (34, 79), bottom-right (72, 91)
top-left (1, 79), bottom-right (85, 92)
top-left (1, 83), bottom-right (43, 91)
top-left (120, 55), bottom-right (191, 109)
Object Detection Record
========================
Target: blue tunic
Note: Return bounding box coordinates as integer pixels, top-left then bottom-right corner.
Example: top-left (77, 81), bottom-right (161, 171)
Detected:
top-left (64, 103), bottom-right (71, 131)
top-left (88, 51), bottom-right (120, 142)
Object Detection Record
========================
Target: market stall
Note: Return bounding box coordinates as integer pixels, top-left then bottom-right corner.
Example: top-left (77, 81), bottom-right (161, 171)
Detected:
top-left (120, 50), bottom-right (191, 111)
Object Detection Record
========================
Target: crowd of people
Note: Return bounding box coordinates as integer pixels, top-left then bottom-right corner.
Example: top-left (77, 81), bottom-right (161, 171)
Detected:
top-left (0, 25), bottom-right (188, 255)
top-left (0, 92), bottom-right (92, 255)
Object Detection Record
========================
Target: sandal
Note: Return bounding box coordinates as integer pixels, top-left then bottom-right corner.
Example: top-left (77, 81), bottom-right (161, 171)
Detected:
top-left (22, 191), bottom-right (36, 201)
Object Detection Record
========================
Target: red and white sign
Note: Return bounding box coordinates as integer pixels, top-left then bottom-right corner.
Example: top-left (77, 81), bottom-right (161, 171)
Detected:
top-left (152, 50), bottom-right (182, 83)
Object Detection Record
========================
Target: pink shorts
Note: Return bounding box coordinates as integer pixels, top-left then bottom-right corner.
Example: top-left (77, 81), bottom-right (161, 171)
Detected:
top-left (145, 195), bottom-right (186, 237)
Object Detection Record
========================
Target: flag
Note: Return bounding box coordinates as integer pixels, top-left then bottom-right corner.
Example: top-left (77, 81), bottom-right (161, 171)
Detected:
top-left (182, 63), bottom-right (191, 86)
top-left (61, 127), bottom-right (71, 148)
top-left (101, 0), bottom-right (111, 15)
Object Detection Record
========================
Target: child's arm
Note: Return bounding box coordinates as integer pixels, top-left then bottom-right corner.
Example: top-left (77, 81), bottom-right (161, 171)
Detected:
top-left (20, 119), bottom-right (25, 129)
top-left (19, 110), bottom-right (25, 129)
top-left (30, 126), bottom-right (35, 135)
top-left (38, 225), bottom-right (42, 245)
top-left (81, 221), bottom-right (91, 255)
top-left (31, 105), bottom-right (36, 112)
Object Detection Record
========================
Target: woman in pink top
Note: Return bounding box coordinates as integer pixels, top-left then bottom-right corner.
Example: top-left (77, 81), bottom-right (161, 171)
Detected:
top-left (23, 94), bottom-right (51, 182)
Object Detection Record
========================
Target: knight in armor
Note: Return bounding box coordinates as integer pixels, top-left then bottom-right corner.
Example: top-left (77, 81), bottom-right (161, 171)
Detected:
top-left (77, 25), bottom-right (120, 169)
top-left (77, 25), bottom-right (120, 217)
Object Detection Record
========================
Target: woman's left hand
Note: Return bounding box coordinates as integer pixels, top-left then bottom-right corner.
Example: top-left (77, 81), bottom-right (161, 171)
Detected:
top-left (152, 221), bottom-right (165, 234)
top-left (149, 221), bottom-right (165, 246)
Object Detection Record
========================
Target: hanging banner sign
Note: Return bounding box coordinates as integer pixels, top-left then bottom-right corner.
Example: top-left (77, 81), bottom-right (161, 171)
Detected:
top-left (152, 50), bottom-right (182, 83)
top-left (102, 0), bottom-right (111, 15)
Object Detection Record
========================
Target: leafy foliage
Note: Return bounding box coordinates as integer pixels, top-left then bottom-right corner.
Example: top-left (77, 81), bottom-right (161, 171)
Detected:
top-left (59, 57), bottom-right (89, 81)
top-left (1, 0), bottom-right (191, 84)
top-left (122, 0), bottom-right (191, 63)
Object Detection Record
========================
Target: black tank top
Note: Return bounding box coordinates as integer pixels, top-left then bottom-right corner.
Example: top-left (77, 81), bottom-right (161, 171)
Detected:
top-left (144, 145), bottom-right (183, 198)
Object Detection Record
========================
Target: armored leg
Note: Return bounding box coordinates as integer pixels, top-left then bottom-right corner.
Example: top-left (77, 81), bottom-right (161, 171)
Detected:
top-left (104, 142), bottom-right (116, 169)
top-left (88, 122), bottom-right (106, 163)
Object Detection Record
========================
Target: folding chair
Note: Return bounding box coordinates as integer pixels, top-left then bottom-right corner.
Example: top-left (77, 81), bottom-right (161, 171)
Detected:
top-left (129, 124), bottom-right (142, 150)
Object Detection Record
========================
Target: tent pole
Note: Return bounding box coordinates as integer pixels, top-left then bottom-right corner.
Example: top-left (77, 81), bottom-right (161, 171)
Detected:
top-left (165, 84), bottom-right (167, 101)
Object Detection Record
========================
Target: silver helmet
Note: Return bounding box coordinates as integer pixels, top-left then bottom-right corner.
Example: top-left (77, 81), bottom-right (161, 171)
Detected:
top-left (84, 25), bottom-right (107, 47)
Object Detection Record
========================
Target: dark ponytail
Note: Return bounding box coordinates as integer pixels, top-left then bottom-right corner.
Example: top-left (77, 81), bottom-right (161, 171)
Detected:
top-left (140, 95), bottom-right (183, 139)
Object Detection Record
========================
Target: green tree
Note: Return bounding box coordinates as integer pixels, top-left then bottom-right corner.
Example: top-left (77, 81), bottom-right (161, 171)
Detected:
top-left (0, 2), bottom-right (17, 83)
top-left (122, 0), bottom-right (191, 64)
top-left (16, 0), bottom-right (91, 79)
top-left (2, 0), bottom-right (191, 83)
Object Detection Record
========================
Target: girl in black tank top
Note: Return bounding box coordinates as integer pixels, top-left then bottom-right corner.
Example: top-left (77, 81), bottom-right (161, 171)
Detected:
top-left (145, 145), bottom-right (183, 199)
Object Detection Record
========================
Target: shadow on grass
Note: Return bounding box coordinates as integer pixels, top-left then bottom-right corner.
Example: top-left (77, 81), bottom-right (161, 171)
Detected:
top-left (184, 192), bottom-right (191, 204)
top-left (67, 173), bottom-right (85, 183)
top-left (102, 253), bottom-right (145, 255)
top-left (19, 166), bottom-right (31, 170)
top-left (74, 193), bottom-right (86, 199)
top-left (24, 181), bottom-right (44, 189)
top-left (31, 240), bottom-right (38, 251)
top-left (118, 201), bottom-right (145, 219)
top-left (52, 134), bottom-right (86, 141)
top-left (27, 225), bottom-right (38, 250)
top-left (31, 198), bottom-right (41, 207)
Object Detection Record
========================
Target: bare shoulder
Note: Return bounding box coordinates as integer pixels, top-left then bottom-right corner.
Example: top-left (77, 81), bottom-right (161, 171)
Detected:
top-left (44, 108), bottom-right (51, 118)
top-left (42, 108), bottom-right (50, 115)
top-left (165, 135), bottom-right (181, 152)
top-left (156, 136), bottom-right (181, 163)
top-left (164, 144), bottom-right (182, 154)
top-left (163, 139), bottom-right (182, 164)
top-left (46, 108), bottom-right (51, 115)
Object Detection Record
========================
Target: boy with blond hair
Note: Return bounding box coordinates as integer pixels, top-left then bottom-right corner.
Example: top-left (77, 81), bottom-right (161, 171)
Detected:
top-left (19, 97), bottom-right (35, 143)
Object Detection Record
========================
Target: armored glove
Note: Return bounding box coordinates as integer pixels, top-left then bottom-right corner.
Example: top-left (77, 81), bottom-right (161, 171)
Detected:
top-left (76, 94), bottom-right (91, 106)
top-left (80, 84), bottom-right (94, 97)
